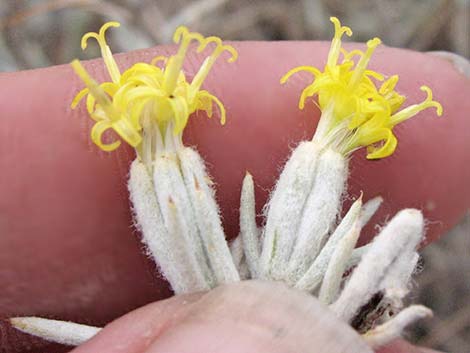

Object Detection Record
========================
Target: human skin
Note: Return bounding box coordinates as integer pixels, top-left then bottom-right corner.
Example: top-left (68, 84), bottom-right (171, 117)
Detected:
top-left (0, 41), bottom-right (469, 352)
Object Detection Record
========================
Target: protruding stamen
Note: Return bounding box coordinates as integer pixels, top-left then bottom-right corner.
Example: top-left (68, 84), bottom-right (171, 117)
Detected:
top-left (348, 38), bottom-right (381, 90)
top-left (189, 38), bottom-right (238, 98)
top-left (163, 26), bottom-right (204, 94)
top-left (81, 22), bottom-right (121, 84)
top-left (327, 17), bottom-right (353, 68)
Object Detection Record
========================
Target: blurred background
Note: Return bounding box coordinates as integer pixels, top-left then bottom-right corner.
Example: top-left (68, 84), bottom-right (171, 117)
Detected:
top-left (1, 0), bottom-right (469, 351)
top-left (0, 0), bottom-right (468, 71)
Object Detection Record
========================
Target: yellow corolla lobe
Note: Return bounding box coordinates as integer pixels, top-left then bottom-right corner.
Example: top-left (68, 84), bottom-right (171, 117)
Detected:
top-left (71, 22), bottom-right (237, 152)
top-left (281, 17), bottom-right (442, 159)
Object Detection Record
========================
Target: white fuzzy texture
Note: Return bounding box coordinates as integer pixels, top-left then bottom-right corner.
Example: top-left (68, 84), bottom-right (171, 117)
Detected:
top-left (10, 317), bottom-right (100, 346)
top-left (240, 173), bottom-right (260, 277)
top-left (363, 305), bottom-right (432, 348)
top-left (238, 259), bottom-right (251, 280)
top-left (178, 147), bottom-right (239, 283)
top-left (331, 209), bottom-right (424, 322)
top-left (259, 141), bottom-right (320, 280)
top-left (288, 149), bottom-right (348, 281)
top-left (229, 237), bottom-right (251, 279)
top-left (385, 251), bottom-right (419, 293)
top-left (348, 244), bottom-right (371, 268)
top-left (153, 153), bottom-right (212, 291)
top-left (295, 197), bottom-right (362, 292)
top-left (359, 196), bottom-right (383, 228)
top-left (229, 235), bottom-right (244, 270)
top-left (319, 222), bottom-right (361, 305)
top-left (129, 160), bottom-right (202, 294)
top-left (382, 251), bottom-right (420, 310)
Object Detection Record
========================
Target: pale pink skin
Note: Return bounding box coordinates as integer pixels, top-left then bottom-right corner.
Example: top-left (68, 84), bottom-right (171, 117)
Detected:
top-left (0, 41), bottom-right (469, 352)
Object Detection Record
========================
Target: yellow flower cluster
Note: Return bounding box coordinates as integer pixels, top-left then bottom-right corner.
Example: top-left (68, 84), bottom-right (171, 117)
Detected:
top-left (281, 17), bottom-right (443, 159)
top-left (71, 22), bottom-right (237, 152)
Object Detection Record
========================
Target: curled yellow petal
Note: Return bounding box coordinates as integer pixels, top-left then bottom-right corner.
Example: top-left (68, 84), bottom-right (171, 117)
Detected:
top-left (390, 86), bottom-right (443, 126)
top-left (151, 55), bottom-right (168, 66)
top-left (91, 120), bottom-right (121, 152)
top-left (280, 66), bottom-right (321, 85)
top-left (197, 91), bottom-right (226, 125)
top-left (365, 129), bottom-right (398, 159)
top-left (169, 96), bottom-right (190, 135)
top-left (71, 88), bottom-right (88, 109)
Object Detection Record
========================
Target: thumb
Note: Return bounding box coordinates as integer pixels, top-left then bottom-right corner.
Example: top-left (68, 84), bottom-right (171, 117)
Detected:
top-left (72, 281), bottom-right (371, 353)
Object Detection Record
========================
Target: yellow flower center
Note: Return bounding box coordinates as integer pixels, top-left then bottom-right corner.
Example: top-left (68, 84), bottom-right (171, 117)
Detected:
top-left (71, 22), bottom-right (237, 153)
top-left (281, 17), bottom-right (443, 159)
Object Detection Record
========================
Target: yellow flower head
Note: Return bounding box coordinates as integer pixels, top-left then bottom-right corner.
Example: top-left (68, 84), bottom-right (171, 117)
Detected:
top-left (71, 22), bottom-right (237, 152)
top-left (281, 17), bottom-right (443, 159)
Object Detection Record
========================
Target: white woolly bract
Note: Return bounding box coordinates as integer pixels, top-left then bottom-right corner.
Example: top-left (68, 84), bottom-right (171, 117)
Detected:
top-left (382, 251), bottom-right (420, 307)
top-left (295, 197), bottom-right (362, 292)
top-left (240, 172), bottom-right (260, 277)
top-left (359, 196), bottom-right (383, 228)
top-left (319, 222), bottom-right (361, 305)
top-left (178, 147), bottom-right (239, 283)
top-left (10, 317), bottom-right (100, 346)
top-left (229, 235), bottom-right (244, 270)
top-left (348, 244), bottom-right (370, 268)
top-left (259, 141), bottom-right (320, 280)
top-left (331, 209), bottom-right (424, 322)
top-left (153, 153), bottom-right (212, 291)
top-left (129, 160), bottom-right (204, 294)
top-left (363, 305), bottom-right (432, 348)
top-left (288, 148), bottom-right (348, 281)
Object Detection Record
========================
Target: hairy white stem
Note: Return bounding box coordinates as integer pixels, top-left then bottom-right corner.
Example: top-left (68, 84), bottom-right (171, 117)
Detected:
top-left (295, 197), bottom-right (362, 292)
top-left (10, 317), bottom-right (100, 346)
top-left (359, 196), bottom-right (383, 228)
top-left (178, 147), bottom-right (239, 284)
top-left (288, 148), bottom-right (348, 281)
top-left (130, 160), bottom-right (198, 293)
top-left (319, 222), bottom-right (361, 305)
top-left (259, 141), bottom-right (320, 280)
top-left (362, 305), bottom-right (432, 348)
top-left (240, 172), bottom-right (260, 277)
top-left (331, 209), bottom-right (424, 322)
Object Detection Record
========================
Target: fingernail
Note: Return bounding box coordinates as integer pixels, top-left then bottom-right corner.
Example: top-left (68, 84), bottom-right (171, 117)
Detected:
top-left (427, 51), bottom-right (470, 79)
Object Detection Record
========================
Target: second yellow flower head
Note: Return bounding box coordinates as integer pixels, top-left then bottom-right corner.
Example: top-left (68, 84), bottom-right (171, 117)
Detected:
top-left (281, 17), bottom-right (443, 159)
